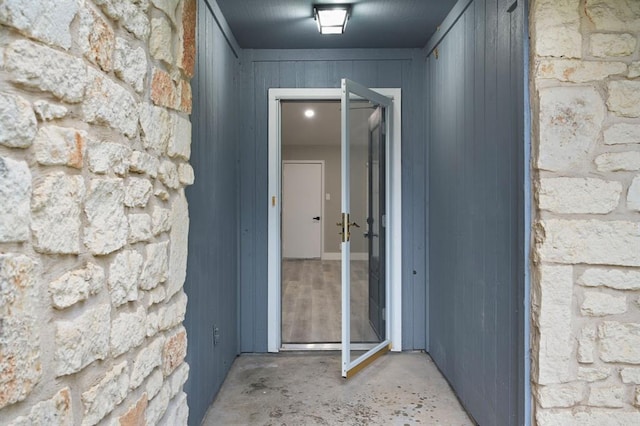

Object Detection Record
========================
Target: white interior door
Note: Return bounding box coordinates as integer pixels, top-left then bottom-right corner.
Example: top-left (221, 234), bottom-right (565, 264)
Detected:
top-left (341, 79), bottom-right (393, 378)
top-left (282, 162), bottom-right (322, 259)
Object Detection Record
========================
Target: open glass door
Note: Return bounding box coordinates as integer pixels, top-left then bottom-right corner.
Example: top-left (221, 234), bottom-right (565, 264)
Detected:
top-left (341, 79), bottom-right (392, 378)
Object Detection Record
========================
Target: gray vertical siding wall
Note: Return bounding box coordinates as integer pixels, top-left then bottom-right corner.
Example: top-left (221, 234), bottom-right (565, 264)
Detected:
top-left (426, 0), bottom-right (525, 424)
top-left (238, 49), bottom-right (429, 352)
top-left (184, 1), bottom-right (241, 424)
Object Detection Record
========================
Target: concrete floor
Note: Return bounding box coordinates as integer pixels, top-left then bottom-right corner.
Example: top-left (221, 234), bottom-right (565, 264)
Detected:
top-left (203, 352), bottom-right (474, 425)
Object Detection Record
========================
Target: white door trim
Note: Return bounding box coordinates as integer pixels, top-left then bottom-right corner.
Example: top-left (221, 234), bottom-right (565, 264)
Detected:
top-left (282, 160), bottom-right (325, 259)
top-left (267, 87), bottom-right (402, 353)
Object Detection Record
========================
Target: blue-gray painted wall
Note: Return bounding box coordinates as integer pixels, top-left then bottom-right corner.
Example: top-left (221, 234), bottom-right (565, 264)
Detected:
top-left (238, 49), bottom-right (429, 352)
top-left (426, 0), bottom-right (525, 424)
top-left (183, 1), bottom-right (241, 424)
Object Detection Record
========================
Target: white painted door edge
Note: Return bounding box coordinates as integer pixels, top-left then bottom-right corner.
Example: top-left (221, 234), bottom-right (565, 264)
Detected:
top-left (267, 87), bottom-right (402, 353)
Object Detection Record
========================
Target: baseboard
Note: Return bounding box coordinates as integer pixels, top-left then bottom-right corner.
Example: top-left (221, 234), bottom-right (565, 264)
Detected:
top-left (322, 252), bottom-right (367, 261)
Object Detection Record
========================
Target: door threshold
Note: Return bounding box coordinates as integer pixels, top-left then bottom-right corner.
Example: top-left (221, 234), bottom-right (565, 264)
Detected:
top-left (280, 343), bottom-right (378, 351)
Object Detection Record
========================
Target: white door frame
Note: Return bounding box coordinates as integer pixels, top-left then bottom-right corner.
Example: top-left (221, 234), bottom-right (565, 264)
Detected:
top-left (282, 160), bottom-right (325, 259)
top-left (267, 87), bottom-right (402, 353)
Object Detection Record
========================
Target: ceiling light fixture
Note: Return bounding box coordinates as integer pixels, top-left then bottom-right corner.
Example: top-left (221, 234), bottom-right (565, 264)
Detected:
top-left (314, 4), bottom-right (350, 35)
top-left (304, 109), bottom-right (315, 118)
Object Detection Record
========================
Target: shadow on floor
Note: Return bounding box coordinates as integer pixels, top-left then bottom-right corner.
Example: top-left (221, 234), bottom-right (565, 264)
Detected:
top-left (203, 352), bottom-right (473, 425)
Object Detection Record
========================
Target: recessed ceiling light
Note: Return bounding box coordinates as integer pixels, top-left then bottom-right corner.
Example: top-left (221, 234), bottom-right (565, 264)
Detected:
top-left (314, 5), bottom-right (350, 35)
top-left (304, 109), bottom-right (315, 118)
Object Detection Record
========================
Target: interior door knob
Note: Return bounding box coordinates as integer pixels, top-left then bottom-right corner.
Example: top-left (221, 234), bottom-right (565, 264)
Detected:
top-left (313, 216), bottom-right (320, 221)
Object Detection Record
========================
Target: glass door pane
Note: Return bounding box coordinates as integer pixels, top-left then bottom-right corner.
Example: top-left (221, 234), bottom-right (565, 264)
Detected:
top-left (341, 79), bottom-right (392, 378)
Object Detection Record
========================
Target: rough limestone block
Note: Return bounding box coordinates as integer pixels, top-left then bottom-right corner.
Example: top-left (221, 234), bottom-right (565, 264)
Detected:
top-left (158, 160), bottom-right (179, 189)
top-left (536, 219), bottom-right (640, 267)
top-left (577, 325), bottom-right (596, 364)
top-left (621, 368), bottom-right (640, 384)
top-left (162, 327), bottom-right (187, 376)
top-left (130, 337), bottom-right (165, 389)
top-left (116, 393), bottom-right (147, 426)
top-left (84, 178), bottom-right (128, 255)
top-left (146, 286), bottom-right (166, 306)
top-left (5, 40), bottom-right (87, 103)
top-left (161, 391), bottom-right (188, 426)
top-left (579, 268), bottom-right (640, 290)
top-left (630, 62), bottom-right (640, 79)
top-left (150, 16), bottom-right (173, 64)
top-left (167, 362), bottom-right (189, 398)
top-left (130, 151), bottom-right (160, 177)
top-left (78, 6), bottom-right (115, 71)
top-left (538, 177), bottom-right (621, 214)
top-left (590, 33), bottom-right (637, 57)
top-left (178, 0), bottom-right (196, 77)
top-left (159, 292), bottom-right (187, 332)
top-left (0, 92), bottom-right (37, 148)
top-left (533, 0), bottom-right (582, 58)
top-left (599, 321), bottom-right (640, 363)
top-left (49, 263), bottom-right (105, 310)
top-left (577, 367), bottom-right (610, 382)
top-left (110, 306), bottom-right (146, 357)
top-left (608, 81), bottom-right (640, 118)
top-left (179, 80), bottom-right (192, 114)
top-left (81, 362), bottom-right (129, 426)
top-left (0, 255), bottom-right (41, 409)
top-left (34, 126), bottom-right (87, 169)
top-left (0, 0), bottom-right (78, 49)
top-left (628, 176), bottom-right (640, 211)
top-left (605, 123), bottom-right (640, 145)
top-left (536, 383), bottom-right (585, 408)
top-left (83, 68), bottom-right (139, 137)
top-left (537, 411), bottom-right (640, 426)
top-left (636, 388), bottom-right (640, 408)
top-left (33, 100), bottom-right (68, 122)
top-left (31, 173), bottom-right (85, 254)
top-left (536, 59), bottom-right (627, 83)
top-left (93, 0), bottom-right (150, 40)
top-left (581, 291), bottom-right (627, 316)
top-left (0, 157), bottom-right (31, 242)
top-left (167, 115), bottom-right (191, 160)
top-left (113, 37), bottom-right (147, 93)
top-left (139, 103), bottom-right (173, 155)
top-left (585, 0), bottom-right (640, 32)
top-left (152, 207), bottom-right (171, 235)
top-left (532, 265), bottom-right (573, 384)
top-left (125, 178), bottom-right (153, 208)
top-left (167, 192), bottom-right (189, 299)
top-left (537, 86), bottom-right (605, 172)
top-left (150, 69), bottom-right (178, 110)
top-left (145, 380), bottom-right (170, 425)
top-left (108, 250), bottom-right (143, 307)
top-left (588, 385), bottom-right (625, 408)
top-left (152, 0), bottom-right (180, 23)
top-left (595, 152), bottom-right (640, 172)
top-left (145, 369), bottom-right (164, 400)
top-left (54, 304), bottom-right (110, 376)
top-left (129, 214), bottom-right (153, 244)
top-left (178, 163), bottom-right (194, 186)
top-left (145, 306), bottom-right (163, 338)
top-left (88, 142), bottom-right (131, 176)
top-left (7, 387), bottom-right (73, 426)
top-left (140, 241), bottom-right (169, 290)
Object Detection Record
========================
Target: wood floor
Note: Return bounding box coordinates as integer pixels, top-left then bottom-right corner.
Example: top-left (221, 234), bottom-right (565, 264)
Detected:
top-left (282, 259), bottom-right (379, 344)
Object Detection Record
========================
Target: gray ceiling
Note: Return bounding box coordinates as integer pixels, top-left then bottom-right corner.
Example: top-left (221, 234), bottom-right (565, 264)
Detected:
top-left (214, 0), bottom-right (458, 49)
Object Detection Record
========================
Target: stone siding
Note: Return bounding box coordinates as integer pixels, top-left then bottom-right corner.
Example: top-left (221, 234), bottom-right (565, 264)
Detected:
top-left (0, 0), bottom-right (195, 424)
top-left (531, 0), bottom-right (640, 424)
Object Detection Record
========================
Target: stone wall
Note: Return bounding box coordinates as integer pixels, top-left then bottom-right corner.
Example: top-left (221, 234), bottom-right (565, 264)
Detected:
top-left (531, 0), bottom-right (640, 424)
top-left (0, 0), bottom-right (195, 424)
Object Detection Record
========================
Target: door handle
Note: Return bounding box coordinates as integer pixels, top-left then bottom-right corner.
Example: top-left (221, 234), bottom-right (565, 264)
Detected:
top-left (313, 216), bottom-right (320, 221)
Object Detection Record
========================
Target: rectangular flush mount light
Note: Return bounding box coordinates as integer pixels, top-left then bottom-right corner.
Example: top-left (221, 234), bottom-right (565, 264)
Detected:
top-left (314, 4), bottom-right (350, 34)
